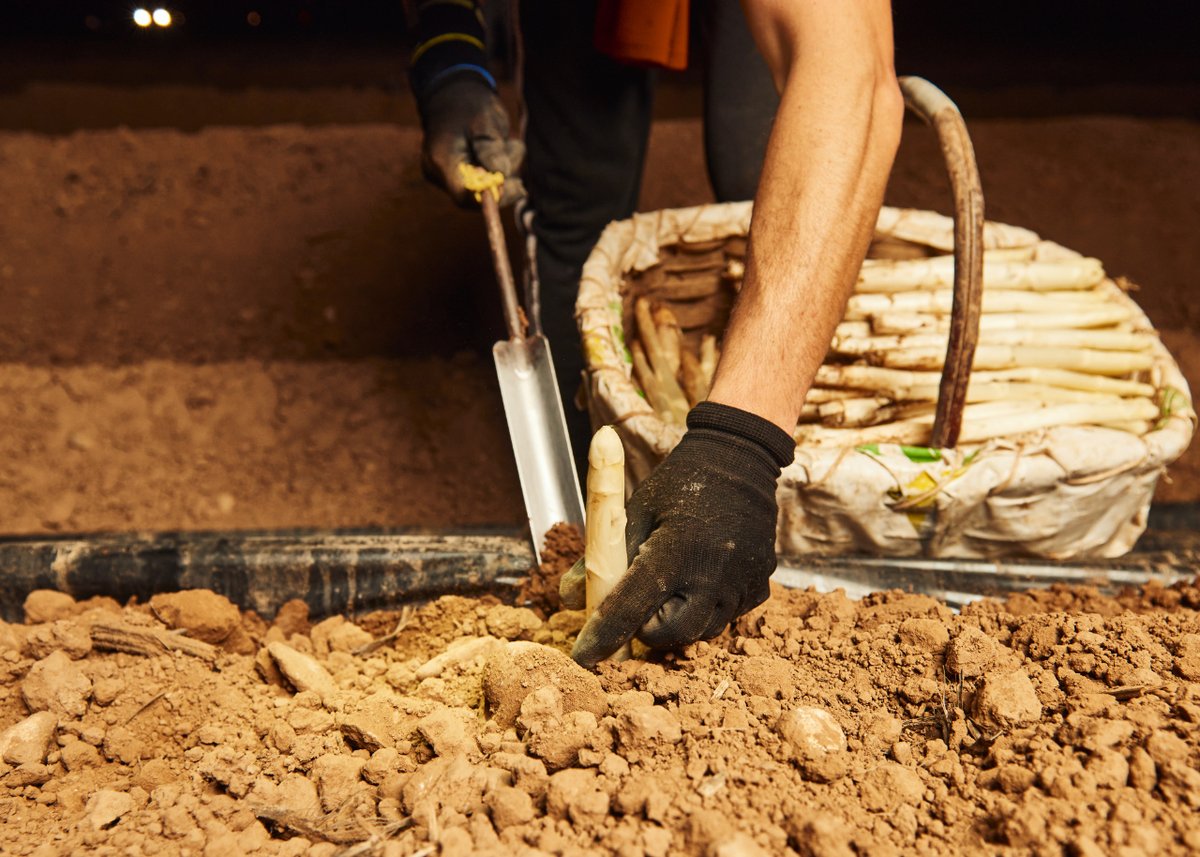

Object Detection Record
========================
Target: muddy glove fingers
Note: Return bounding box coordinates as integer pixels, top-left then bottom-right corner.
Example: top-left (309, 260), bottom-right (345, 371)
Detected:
top-left (419, 76), bottom-right (524, 208)
top-left (570, 401), bottom-right (795, 668)
top-left (570, 528), bottom-right (761, 667)
top-left (570, 541), bottom-right (673, 668)
top-left (638, 587), bottom-right (739, 648)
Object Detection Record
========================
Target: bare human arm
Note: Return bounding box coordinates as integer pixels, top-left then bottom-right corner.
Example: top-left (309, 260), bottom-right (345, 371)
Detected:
top-left (566, 0), bottom-right (903, 666)
top-left (709, 0), bottom-right (904, 430)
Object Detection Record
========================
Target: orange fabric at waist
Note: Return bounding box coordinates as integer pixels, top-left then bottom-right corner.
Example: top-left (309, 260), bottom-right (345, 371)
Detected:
top-left (594, 0), bottom-right (689, 71)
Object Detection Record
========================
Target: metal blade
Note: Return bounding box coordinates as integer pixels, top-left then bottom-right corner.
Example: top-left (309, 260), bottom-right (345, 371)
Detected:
top-left (492, 333), bottom-right (585, 563)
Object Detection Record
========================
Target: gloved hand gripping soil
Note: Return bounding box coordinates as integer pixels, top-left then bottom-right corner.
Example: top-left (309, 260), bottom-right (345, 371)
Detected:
top-left (561, 401), bottom-right (796, 667)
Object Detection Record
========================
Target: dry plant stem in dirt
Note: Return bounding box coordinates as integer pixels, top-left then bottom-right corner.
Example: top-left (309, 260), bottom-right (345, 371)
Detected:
top-left (585, 426), bottom-right (631, 662)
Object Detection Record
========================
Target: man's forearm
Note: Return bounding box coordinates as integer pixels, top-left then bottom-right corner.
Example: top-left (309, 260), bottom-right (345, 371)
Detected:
top-left (708, 0), bottom-right (903, 432)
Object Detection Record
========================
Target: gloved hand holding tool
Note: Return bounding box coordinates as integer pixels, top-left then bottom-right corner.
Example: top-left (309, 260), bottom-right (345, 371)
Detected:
top-left (410, 0), bottom-right (524, 207)
top-left (560, 402), bottom-right (795, 668)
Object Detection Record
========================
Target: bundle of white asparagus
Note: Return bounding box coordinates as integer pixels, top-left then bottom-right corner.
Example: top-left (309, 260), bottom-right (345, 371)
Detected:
top-left (629, 241), bottom-right (1177, 448)
top-left (629, 296), bottom-right (719, 428)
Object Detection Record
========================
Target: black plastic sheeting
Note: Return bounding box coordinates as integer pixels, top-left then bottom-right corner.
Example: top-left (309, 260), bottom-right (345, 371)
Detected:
top-left (0, 505), bottom-right (1196, 623)
top-left (0, 528), bottom-right (534, 622)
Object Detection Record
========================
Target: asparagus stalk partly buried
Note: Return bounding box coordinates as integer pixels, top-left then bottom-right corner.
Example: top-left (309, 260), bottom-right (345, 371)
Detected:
top-left (585, 426), bottom-right (631, 661)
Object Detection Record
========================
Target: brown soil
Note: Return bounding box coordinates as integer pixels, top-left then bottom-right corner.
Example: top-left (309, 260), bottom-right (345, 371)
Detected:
top-left (3, 580), bottom-right (1200, 856)
top-left (518, 523), bottom-right (586, 618)
top-left (0, 358), bottom-right (523, 534)
top-left (0, 114), bottom-right (1195, 534)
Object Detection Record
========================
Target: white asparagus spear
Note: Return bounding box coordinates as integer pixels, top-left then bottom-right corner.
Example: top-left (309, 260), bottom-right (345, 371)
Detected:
top-left (680, 348), bottom-right (709, 405)
top-left (634, 297), bottom-right (663, 366)
top-left (653, 306), bottom-right (683, 377)
top-left (846, 288), bottom-right (1108, 319)
top-left (833, 320), bottom-right (872, 340)
top-left (869, 344), bottom-right (1153, 376)
top-left (794, 398), bottom-right (1159, 447)
top-left (869, 305), bottom-right (1133, 335)
top-left (699, 334), bottom-right (720, 390)
top-left (635, 298), bottom-right (690, 422)
top-left (855, 256), bottom-right (1104, 293)
top-left (1098, 420), bottom-right (1154, 434)
top-left (804, 387), bottom-right (867, 404)
top-left (585, 426), bottom-right (630, 661)
top-left (932, 398), bottom-right (1160, 443)
top-left (897, 383), bottom-right (1133, 406)
top-left (812, 364), bottom-right (1155, 398)
top-left (981, 246), bottom-right (1038, 263)
top-left (874, 207), bottom-right (1040, 253)
top-left (831, 328), bottom-right (1156, 357)
top-left (817, 397), bottom-right (900, 428)
top-left (631, 341), bottom-right (684, 426)
top-left (798, 402), bottom-right (821, 422)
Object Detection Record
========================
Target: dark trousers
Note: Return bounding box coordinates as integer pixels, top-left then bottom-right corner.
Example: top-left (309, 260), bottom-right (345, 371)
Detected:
top-left (519, 0), bottom-right (779, 478)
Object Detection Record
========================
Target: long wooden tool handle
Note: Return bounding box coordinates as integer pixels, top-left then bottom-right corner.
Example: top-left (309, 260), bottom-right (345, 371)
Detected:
top-left (481, 191), bottom-right (527, 342)
top-left (898, 76), bottom-right (985, 449)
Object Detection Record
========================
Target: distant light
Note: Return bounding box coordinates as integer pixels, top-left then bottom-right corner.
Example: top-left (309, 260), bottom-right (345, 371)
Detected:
top-left (84, 14), bottom-right (101, 31)
top-left (152, 7), bottom-right (172, 26)
top-left (247, 10), bottom-right (262, 26)
top-left (132, 8), bottom-right (151, 27)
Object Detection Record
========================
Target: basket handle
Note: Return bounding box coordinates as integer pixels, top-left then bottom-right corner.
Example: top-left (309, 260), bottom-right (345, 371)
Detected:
top-left (898, 77), bottom-right (984, 449)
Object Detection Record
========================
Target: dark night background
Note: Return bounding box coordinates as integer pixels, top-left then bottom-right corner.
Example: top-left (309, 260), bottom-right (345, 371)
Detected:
top-left (1, 2), bottom-right (1196, 119)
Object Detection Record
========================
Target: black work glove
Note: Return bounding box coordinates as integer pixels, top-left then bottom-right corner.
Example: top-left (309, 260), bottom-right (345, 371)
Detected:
top-left (560, 401), bottom-right (795, 667)
top-left (418, 75), bottom-right (526, 208)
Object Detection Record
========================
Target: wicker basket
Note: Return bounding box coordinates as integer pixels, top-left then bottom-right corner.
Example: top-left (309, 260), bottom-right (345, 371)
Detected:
top-left (576, 77), bottom-right (1195, 559)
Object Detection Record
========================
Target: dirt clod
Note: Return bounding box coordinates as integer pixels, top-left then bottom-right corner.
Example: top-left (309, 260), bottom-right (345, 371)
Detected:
top-left (0, 711), bottom-right (56, 767)
top-left (946, 625), bottom-right (1004, 677)
top-left (23, 591), bottom-right (80, 625)
top-left (481, 640), bottom-right (607, 728)
top-left (82, 789), bottom-right (136, 831)
top-left (21, 650), bottom-right (91, 718)
top-left (971, 668), bottom-right (1043, 730)
top-left (776, 707), bottom-right (847, 759)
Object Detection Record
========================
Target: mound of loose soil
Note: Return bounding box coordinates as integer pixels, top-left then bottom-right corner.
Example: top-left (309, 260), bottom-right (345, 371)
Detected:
top-left (2, 579), bottom-right (1200, 857)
